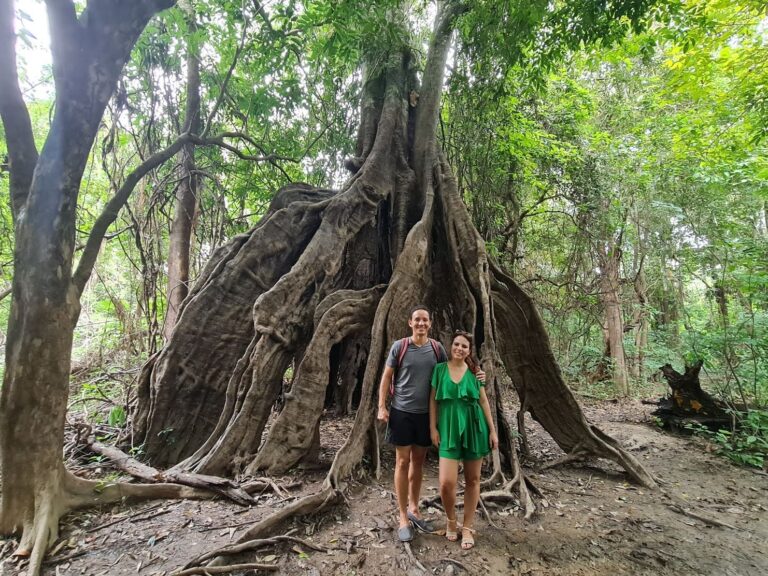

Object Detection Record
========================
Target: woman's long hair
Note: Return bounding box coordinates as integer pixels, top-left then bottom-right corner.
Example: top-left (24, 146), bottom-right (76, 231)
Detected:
top-left (452, 330), bottom-right (479, 374)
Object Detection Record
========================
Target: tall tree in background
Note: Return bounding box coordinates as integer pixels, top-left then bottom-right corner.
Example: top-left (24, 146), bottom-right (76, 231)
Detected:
top-left (164, 0), bottom-right (201, 340)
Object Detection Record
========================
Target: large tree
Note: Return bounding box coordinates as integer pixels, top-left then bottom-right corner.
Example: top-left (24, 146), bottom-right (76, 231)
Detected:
top-left (134, 0), bottom-right (655, 537)
top-left (1, 0), bottom-right (658, 573)
top-left (0, 1), bottom-right (189, 574)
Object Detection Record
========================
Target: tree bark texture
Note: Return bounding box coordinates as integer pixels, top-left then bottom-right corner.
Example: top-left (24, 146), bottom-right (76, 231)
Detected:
top-left (599, 243), bottom-right (630, 395)
top-left (164, 6), bottom-right (202, 341)
top-left (136, 1), bottom-right (655, 495)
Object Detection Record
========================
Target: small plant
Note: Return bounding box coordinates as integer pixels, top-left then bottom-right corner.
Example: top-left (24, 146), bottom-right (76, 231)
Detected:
top-left (686, 409), bottom-right (768, 469)
top-left (108, 405), bottom-right (127, 427)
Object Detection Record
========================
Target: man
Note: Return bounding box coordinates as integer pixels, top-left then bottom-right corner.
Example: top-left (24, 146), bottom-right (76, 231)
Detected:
top-left (377, 305), bottom-right (446, 542)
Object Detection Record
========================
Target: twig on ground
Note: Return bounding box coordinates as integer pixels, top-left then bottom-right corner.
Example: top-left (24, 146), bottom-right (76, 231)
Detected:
top-left (441, 557), bottom-right (469, 571)
top-left (42, 550), bottom-right (86, 565)
top-left (666, 504), bottom-right (738, 530)
top-left (241, 477), bottom-right (296, 498)
top-left (403, 542), bottom-right (427, 573)
top-left (86, 502), bottom-right (167, 533)
top-left (198, 518), bottom-right (261, 533)
top-left (170, 562), bottom-right (279, 575)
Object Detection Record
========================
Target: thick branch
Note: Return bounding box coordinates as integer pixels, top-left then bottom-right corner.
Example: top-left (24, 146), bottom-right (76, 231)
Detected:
top-left (412, 0), bottom-right (466, 188)
top-left (73, 133), bottom-right (191, 294)
top-left (0, 0), bottom-right (39, 217)
top-left (86, 439), bottom-right (254, 506)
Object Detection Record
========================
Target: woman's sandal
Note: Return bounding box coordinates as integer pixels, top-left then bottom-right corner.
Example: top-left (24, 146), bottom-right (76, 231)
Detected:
top-left (461, 526), bottom-right (476, 550)
top-left (445, 517), bottom-right (458, 542)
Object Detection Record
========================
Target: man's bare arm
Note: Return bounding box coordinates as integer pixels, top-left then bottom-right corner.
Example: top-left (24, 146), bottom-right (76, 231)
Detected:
top-left (377, 365), bottom-right (395, 422)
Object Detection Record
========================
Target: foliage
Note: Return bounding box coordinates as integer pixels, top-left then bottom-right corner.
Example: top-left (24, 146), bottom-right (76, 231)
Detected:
top-left (2, 0), bottom-right (767, 417)
top-left (687, 410), bottom-right (768, 468)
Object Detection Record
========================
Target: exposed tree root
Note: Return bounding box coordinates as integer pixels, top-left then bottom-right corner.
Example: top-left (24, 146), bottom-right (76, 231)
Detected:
top-left (182, 532), bottom-right (326, 570)
top-left (490, 261), bottom-right (658, 489)
top-left (171, 562), bottom-right (279, 576)
top-left (85, 438), bottom-right (253, 505)
top-left (8, 464), bottom-right (224, 576)
top-left (201, 486), bottom-right (342, 568)
top-left (404, 541), bottom-right (427, 573)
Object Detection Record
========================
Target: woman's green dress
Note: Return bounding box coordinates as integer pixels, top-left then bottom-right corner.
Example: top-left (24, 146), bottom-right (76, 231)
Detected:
top-left (431, 363), bottom-right (490, 460)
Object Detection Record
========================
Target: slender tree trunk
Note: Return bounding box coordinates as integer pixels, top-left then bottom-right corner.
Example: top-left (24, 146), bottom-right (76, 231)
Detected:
top-left (599, 243), bottom-right (629, 395)
top-left (630, 245), bottom-right (648, 381)
top-left (164, 7), bottom-right (201, 340)
top-left (632, 278), bottom-right (649, 382)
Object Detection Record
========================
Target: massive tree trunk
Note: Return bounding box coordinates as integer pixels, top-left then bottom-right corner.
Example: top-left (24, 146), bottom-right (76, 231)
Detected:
top-left (163, 3), bottom-right (201, 341)
top-left (0, 2), bottom-right (179, 574)
top-left (136, 0), bottom-right (655, 499)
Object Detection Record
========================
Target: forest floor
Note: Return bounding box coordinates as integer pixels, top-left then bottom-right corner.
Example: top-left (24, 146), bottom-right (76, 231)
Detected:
top-left (2, 397), bottom-right (767, 576)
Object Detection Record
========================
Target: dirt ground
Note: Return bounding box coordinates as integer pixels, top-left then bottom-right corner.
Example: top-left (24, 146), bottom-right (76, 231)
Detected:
top-left (2, 398), bottom-right (767, 576)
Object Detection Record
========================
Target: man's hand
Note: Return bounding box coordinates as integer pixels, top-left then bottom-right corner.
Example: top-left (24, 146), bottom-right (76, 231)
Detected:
top-left (431, 428), bottom-right (441, 447)
top-left (377, 405), bottom-right (389, 422)
top-left (476, 368), bottom-right (486, 383)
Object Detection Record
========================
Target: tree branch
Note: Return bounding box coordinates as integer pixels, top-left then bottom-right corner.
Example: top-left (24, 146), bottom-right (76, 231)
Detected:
top-left (43, 0), bottom-right (79, 87)
top-left (73, 132), bottom-right (192, 294)
top-left (189, 134), bottom-right (297, 163)
top-left (0, 0), bottom-right (39, 218)
top-left (201, 21), bottom-right (248, 138)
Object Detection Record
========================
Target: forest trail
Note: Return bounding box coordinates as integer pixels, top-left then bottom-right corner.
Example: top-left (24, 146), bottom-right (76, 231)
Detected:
top-left (3, 399), bottom-right (766, 576)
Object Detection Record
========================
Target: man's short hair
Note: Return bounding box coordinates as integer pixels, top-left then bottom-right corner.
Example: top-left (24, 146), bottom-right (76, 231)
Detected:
top-left (409, 304), bottom-right (431, 319)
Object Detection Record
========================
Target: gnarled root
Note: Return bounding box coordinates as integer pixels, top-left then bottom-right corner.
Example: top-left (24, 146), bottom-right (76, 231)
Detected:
top-left (490, 261), bottom-right (657, 489)
top-left (84, 438), bottom-right (254, 505)
top-left (6, 465), bottom-right (223, 576)
top-left (202, 485), bottom-right (341, 568)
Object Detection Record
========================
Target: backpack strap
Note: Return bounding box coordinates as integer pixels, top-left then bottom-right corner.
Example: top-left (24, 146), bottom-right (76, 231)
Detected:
top-left (428, 338), bottom-right (441, 361)
top-left (390, 338), bottom-right (411, 396)
top-left (397, 337), bottom-right (410, 367)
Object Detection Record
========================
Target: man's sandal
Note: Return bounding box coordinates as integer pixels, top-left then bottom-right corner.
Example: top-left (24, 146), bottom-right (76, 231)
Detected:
top-left (445, 517), bottom-right (458, 542)
top-left (461, 526), bottom-right (476, 549)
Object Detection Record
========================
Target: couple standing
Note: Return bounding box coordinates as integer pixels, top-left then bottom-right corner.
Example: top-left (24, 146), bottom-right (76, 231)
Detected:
top-left (377, 305), bottom-right (498, 549)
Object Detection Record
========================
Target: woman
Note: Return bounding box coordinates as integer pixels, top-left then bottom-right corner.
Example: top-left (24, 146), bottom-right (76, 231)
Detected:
top-left (429, 330), bottom-right (498, 549)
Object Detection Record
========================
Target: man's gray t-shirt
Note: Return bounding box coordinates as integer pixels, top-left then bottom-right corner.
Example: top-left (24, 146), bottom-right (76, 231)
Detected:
top-left (386, 339), bottom-right (447, 414)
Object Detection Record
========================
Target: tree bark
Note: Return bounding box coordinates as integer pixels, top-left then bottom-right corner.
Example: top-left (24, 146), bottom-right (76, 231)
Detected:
top-left (599, 242), bottom-right (630, 395)
top-left (164, 4), bottom-right (201, 341)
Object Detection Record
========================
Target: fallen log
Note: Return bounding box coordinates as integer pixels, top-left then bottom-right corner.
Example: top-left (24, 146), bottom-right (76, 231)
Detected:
top-left (653, 361), bottom-right (731, 431)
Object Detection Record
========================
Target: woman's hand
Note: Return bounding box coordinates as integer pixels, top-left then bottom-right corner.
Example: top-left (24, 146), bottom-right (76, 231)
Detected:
top-left (431, 428), bottom-right (441, 447)
top-left (476, 368), bottom-right (486, 382)
top-left (489, 431), bottom-right (498, 450)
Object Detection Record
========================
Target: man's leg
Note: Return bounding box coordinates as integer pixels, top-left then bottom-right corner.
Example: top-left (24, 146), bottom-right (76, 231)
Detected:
top-left (408, 445), bottom-right (428, 518)
top-left (395, 445), bottom-right (413, 529)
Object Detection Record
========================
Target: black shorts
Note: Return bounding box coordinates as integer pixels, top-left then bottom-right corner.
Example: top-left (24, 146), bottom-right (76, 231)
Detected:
top-left (387, 407), bottom-right (431, 447)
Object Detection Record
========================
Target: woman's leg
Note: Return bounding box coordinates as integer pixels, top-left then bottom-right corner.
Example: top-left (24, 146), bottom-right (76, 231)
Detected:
top-left (461, 457), bottom-right (483, 548)
top-left (439, 457), bottom-right (460, 540)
